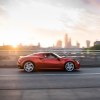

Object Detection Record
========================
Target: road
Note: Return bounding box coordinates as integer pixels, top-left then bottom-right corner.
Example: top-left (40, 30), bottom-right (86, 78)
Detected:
top-left (0, 68), bottom-right (100, 100)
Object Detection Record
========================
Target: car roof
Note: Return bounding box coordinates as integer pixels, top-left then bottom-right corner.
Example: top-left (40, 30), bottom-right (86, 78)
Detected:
top-left (36, 52), bottom-right (53, 55)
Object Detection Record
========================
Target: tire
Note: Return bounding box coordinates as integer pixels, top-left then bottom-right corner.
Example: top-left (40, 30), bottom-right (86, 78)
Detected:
top-left (23, 61), bottom-right (35, 72)
top-left (65, 62), bottom-right (75, 72)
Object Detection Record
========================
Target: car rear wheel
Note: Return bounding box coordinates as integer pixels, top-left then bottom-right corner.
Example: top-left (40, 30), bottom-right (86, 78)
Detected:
top-left (24, 61), bottom-right (35, 72)
top-left (65, 62), bottom-right (75, 72)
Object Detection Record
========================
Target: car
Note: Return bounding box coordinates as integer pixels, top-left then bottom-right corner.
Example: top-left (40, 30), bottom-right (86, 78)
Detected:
top-left (17, 52), bottom-right (80, 72)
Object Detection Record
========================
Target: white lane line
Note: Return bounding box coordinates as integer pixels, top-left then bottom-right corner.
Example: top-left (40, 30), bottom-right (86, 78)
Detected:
top-left (0, 73), bottom-right (100, 76)
top-left (42, 73), bottom-right (100, 76)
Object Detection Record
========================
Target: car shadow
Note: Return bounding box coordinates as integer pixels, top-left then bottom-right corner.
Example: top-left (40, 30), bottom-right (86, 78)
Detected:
top-left (18, 69), bottom-right (81, 74)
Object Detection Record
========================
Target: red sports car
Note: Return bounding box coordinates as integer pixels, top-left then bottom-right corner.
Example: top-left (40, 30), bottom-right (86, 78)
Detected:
top-left (17, 52), bottom-right (80, 72)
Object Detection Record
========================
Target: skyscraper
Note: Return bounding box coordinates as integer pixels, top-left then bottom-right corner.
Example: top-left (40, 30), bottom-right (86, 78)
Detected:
top-left (38, 42), bottom-right (41, 48)
top-left (56, 40), bottom-right (62, 48)
top-left (86, 40), bottom-right (90, 48)
top-left (76, 41), bottom-right (80, 48)
top-left (68, 38), bottom-right (72, 48)
top-left (64, 34), bottom-right (68, 48)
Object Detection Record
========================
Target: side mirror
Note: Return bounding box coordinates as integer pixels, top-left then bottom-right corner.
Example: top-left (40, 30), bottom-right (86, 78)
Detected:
top-left (39, 57), bottom-right (44, 60)
top-left (57, 58), bottom-right (61, 61)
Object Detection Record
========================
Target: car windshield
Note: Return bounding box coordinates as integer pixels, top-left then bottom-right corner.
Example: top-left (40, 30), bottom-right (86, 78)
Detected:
top-left (53, 53), bottom-right (62, 58)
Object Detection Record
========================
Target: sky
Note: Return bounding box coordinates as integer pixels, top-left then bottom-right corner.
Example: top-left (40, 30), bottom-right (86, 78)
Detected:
top-left (0, 0), bottom-right (100, 47)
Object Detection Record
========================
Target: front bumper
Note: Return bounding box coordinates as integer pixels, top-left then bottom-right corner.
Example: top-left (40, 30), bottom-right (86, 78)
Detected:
top-left (17, 62), bottom-right (23, 69)
top-left (74, 60), bottom-right (80, 69)
top-left (76, 62), bottom-right (80, 69)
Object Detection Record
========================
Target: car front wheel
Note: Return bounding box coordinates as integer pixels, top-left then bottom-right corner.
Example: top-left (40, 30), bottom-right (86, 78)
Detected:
top-left (23, 61), bottom-right (35, 72)
top-left (65, 62), bottom-right (75, 72)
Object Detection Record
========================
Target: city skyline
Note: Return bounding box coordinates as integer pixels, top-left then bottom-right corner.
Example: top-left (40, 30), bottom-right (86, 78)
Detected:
top-left (55, 34), bottom-right (91, 48)
top-left (1, 37), bottom-right (100, 49)
top-left (0, 33), bottom-right (98, 48)
top-left (0, 0), bottom-right (100, 47)
top-left (0, 33), bottom-right (95, 49)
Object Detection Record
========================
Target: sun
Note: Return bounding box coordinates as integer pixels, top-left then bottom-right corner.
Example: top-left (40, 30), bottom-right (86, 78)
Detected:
top-left (12, 44), bottom-right (18, 48)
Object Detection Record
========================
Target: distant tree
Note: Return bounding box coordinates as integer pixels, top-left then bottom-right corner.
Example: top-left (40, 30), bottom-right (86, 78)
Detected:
top-left (85, 45), bottom-right (100, 51)
top-left (89, 45), bottom-right (100, 50)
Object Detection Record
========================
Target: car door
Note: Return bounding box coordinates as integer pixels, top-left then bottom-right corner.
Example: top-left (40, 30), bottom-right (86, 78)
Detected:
top-left (40, 53), bottom-right (62, 69)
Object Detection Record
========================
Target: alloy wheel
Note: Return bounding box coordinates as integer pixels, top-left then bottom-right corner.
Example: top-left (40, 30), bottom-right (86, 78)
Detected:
top-left (65, 62), bottom-right (74, 72)
top-left (24, 62), bottom-right (34, 72)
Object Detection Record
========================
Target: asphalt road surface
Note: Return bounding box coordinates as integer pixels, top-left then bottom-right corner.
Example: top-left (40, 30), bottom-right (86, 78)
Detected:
top-left (0, 68), bottom-right (100, 100)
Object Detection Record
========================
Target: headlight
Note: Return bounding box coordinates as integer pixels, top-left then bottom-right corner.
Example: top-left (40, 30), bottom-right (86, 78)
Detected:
top-left (73, 59), bottom-right (79, 64)
top-left (76, 60), bottom-right (79, 64)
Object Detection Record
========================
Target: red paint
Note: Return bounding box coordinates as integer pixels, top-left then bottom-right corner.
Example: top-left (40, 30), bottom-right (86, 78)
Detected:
top-left (17, 52), bottom-right (80, 70)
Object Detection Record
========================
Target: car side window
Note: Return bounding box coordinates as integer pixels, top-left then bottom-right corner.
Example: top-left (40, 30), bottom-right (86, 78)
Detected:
top-left (48, 54), bottom-right (54, 58)
top-left (45, 53), bottom-right (57, 59)
top-left (43, 54), bottom-right (51, 58)
top-left (43, 54), bottom-right (48, 58)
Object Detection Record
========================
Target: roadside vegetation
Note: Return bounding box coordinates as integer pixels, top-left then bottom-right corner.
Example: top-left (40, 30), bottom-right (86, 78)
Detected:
top-left (85, 45), bottom-right (100, 51)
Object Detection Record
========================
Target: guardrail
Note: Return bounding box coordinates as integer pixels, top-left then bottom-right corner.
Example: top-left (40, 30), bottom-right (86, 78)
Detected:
top-left (0, 50), bottom-right (100, 67)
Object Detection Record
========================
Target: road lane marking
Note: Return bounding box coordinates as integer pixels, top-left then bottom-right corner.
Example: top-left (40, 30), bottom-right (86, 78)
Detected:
top-left (0, 73), bottom-right (100, 76)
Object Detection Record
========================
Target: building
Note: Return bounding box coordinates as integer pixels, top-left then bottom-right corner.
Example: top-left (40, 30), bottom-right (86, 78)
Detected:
top-left (67, 38), bottom-right (72, 48)
top-left (64, 34), bottom-right (72, 48)
top-left (76, 42), bottom-right (80, 48)
top-left (94, 41), bottom-right (100, 45)
top-left (64, 34), bottom-right (69, 48)
top-left (86, 40), bottom-right (90, 48)
top-left (56, 40), bottom-right (62, 48)
top-left (38, 42), bottom-right (41, 48)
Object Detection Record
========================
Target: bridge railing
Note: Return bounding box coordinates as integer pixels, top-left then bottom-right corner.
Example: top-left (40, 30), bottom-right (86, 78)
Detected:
top-left (0, 50), bottom-right (100, 67)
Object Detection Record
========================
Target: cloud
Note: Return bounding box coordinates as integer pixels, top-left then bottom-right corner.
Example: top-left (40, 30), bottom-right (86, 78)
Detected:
top-left (0, 0), bottom-right (8, 16)
top-left (0, 0), bottom-right (100, 47)
top-left (43, 0), bottom-right (100, 14)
